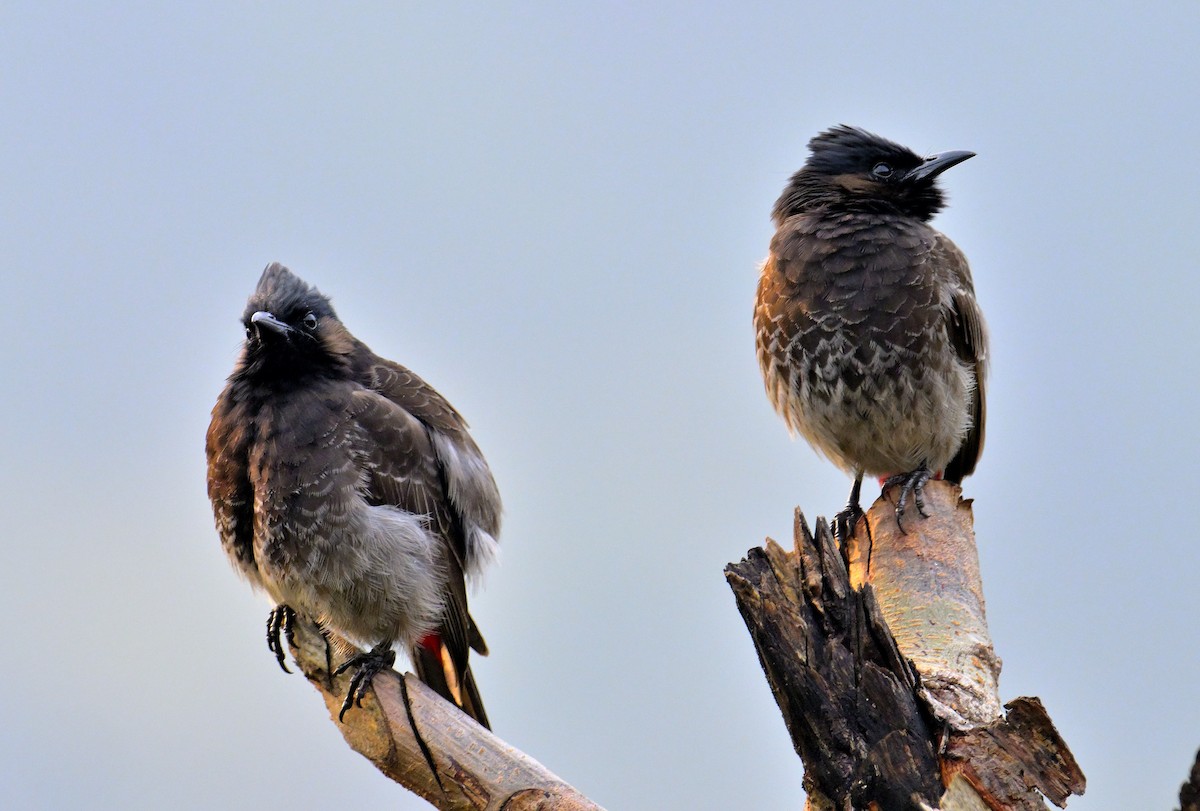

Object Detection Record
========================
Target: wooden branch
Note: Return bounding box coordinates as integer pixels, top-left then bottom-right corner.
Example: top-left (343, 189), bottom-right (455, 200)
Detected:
top-left (726, 481), bottom-right (1085, 810)
top-left (285, 617), bottom-right (604, 811)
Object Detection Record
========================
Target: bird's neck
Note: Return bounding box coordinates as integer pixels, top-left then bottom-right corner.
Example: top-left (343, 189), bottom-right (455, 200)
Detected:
top-left (773, 180), bottom-right (944, 225)
top-left (231, 359), bottom-right (349, 399)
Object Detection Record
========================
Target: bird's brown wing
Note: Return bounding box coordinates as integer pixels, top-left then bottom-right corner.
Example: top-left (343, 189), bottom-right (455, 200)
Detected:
top-left (353, 344), bottom-right (468, 434)
top-left (349, 388), bottom-right (489, 728)
top-left (350, 388), bottom-right (451, 526)
top-left (206, 384), bottom-right (262, 590)
top-left (933, 234), bottom-right (988, 483)
top-left (354, 344), bottom-right (501, 576)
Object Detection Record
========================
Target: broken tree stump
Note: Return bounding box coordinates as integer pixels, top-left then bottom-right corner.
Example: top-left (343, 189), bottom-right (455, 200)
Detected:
top-left (726, 480), bottom-right (1085, 810)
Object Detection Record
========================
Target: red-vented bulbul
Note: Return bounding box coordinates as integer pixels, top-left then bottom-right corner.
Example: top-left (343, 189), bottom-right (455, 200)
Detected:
top-left (755, 125), bottom-right (988, 537)
top-left (206, 263), bottom-right (500, 726)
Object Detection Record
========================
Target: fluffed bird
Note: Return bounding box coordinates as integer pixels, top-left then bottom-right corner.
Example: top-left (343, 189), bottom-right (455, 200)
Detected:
top-left (206, 263), bottom-right (500, 726)
top-left (754, 125), bottom-right (988, 537)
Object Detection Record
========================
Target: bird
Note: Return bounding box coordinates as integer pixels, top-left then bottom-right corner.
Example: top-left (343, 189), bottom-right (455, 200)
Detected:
top-left (754, 125), bottom-right (988, 538)
top-left (206, 262), bottom-right (501, 727)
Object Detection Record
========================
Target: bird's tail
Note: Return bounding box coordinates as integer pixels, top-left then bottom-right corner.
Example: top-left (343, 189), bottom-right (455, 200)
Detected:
top-left (412, 634), bottom-right (490, 730)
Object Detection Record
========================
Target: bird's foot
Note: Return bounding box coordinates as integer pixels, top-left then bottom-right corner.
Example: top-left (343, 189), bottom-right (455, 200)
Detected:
top-left (882, 464), bottom-right (932, 534)
top-left (266, 605), bottom-right (297, 674)
top-left (334, 643), bottom-right (397, 722)
top-left (832, 475), bottom-right (865, 542)
top-left (321, 629), bottom-right (335, 691)
top-left (832, 502), bottom-right (864, 542)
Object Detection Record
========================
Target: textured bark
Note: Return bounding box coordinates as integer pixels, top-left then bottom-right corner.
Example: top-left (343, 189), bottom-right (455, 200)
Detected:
top-left (726, 509), bottom-right (942, 809)
top-left (941, 698), bottom-right (1084, 809)
top-left (286, 617), bottom-right (603, 811)
top-left (726, 481), bottom-right (1085, 810)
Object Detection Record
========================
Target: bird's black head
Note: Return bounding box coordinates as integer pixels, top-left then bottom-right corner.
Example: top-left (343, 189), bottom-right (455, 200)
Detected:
top-left (234, 263), bottom-right (356, 385)
top-left (773, 125), bottom-right (974, 224)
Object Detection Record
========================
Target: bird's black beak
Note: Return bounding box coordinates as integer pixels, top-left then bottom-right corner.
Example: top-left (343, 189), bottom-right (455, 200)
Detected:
top-left (250, 311), bottom-right (291, 337)
top-left (906, 150), bottom-right (975, 182)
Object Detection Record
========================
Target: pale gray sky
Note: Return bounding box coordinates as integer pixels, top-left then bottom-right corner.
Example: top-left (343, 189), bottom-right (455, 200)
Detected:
top-left (2, 3), bottom-right (1197, 809)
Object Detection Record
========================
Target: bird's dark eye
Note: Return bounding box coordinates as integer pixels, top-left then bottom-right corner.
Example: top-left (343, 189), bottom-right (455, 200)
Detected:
top-left (871, 162), bottom-right (894, 178)
top-left (302, 312), bottom-right (318, 330)
top-left (244, 325), bottom-right (254, 340)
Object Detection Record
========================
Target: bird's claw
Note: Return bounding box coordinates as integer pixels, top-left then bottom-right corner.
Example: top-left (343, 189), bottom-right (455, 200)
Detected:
top-left (266, 605), bottom-right (297, 674)
top-left (335, 644), bottom-right (397, 722)
top-left (883, 465), bottom-right (932, 534)
top-left (832, 502), bottom-right (864, 542)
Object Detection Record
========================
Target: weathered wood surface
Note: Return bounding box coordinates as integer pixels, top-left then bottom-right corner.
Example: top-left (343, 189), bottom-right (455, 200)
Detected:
top-left (848, 483), bottom-right (1002, 729)
top-left (726, 509), bottom-right (942, 809)
top-left (726, 481), bottom-right (1084, 810)
top-left (942, 697), bottom-right (1084, 809)
top-left (286, 617), bottom-right (604, 811)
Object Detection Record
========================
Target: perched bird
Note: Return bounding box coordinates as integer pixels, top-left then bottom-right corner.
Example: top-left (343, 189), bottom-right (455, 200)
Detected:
top-left (206, 263), bottom-right (501, 727)
top-left (754, 125), bottom-right (987, 537)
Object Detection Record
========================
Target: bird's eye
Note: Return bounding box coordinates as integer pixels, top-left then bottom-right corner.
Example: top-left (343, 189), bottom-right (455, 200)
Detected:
top-left (244, 325), bottom-right (254, 340)
top-left (871, 162), bottom-right (894, 178)
top-left (302, 312), bottom-right (318, 330)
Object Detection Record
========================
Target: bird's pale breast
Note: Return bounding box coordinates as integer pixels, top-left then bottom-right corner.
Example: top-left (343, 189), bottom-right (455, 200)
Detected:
top-left (755, 212), bottom-right (974, 475)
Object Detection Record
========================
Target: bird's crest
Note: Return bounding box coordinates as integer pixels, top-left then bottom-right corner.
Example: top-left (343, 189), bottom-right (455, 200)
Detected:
top-left (804, 125), bottom-right (924, 177)
top-left (244, 262), bottom-right (338, 326)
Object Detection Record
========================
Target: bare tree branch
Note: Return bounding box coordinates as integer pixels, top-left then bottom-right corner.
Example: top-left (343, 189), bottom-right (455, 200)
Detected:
top-left (286, 617), bottom-right (604, 811)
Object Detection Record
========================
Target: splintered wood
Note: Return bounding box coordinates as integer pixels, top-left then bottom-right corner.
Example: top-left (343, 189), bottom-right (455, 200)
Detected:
top-left (726, 480), bottom-right (1084, 810)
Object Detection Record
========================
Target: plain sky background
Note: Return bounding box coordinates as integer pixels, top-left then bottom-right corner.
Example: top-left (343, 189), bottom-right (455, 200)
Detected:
top-left (2, 3), bottom-right (1197, 809)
